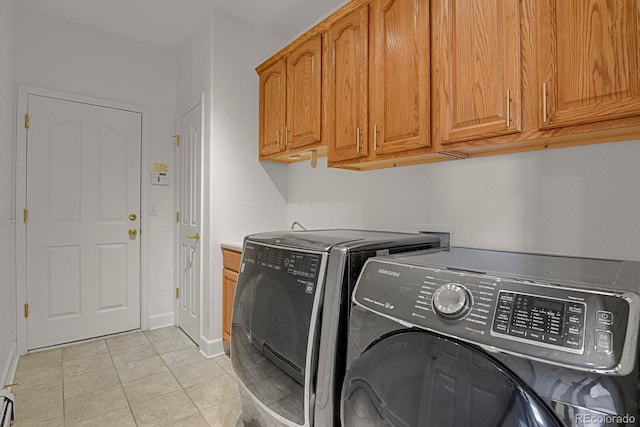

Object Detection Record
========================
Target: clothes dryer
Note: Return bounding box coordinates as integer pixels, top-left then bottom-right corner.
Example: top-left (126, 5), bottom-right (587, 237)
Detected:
top-left (342, 247), bottom-right (640, 427)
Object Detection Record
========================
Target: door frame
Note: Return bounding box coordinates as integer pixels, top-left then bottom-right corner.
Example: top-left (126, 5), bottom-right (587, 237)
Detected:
top-left (174, 93), bottom-right (205, 347)
top-left (15, 85), bottom-right (151, 355)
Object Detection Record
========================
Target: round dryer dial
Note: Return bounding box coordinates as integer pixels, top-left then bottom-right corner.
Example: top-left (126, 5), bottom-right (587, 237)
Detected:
top-left (432, 283), bottom-right (471, 319)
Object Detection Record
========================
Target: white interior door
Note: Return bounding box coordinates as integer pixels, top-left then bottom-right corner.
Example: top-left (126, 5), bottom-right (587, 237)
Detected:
top-left (176, 102), bottom-right (202, 344)
top-left (26, 94), bottom-right (142, 349)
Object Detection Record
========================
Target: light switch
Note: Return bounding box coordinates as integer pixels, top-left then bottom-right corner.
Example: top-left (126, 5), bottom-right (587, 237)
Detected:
top-left (150, 204), bottom-right (159, 216)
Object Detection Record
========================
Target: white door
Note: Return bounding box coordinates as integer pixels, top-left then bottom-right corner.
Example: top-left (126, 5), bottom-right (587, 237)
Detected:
top-left (26, 94), bottom-right (142, 349)
top-left (176, 102), bottom-right (202, 343)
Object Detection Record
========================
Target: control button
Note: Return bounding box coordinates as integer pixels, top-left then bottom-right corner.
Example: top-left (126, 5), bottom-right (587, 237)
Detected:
top-left (495, 311), bottom-right (510, 322)
top-left (565, 337), bottom-right (582, 349)
top-left (596, 310), bottom-right (613, 326)
top-left (510, 328), bottom-right (526, 337)
top-left (432, 284), bottom-right (470, 319)
top-left (595, 330), bottom-right (613, 354)
top-left (568, 304), bottom-right (584, 315)
top-left (499, 293), bottom-right (514, 302)
top-left (546, 335), bottom-right (560, 344)
top-left (567, 326), bottom-right (581, 335)
top-left (529, 332), bottom-right (541, 340)
top-left (494, 322), bottom-right (508, 332)
top-left (567, 315), bottom-right (584, 325)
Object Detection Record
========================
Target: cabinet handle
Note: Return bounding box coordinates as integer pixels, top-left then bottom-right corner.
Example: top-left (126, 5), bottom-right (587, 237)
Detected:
top-left (276, 128), bottom-right (281, 148)
top-left (542, 83), bottom-right (548, 124)
top-left (506, 90), bottom-right (511, 127)
top-left (356, 127), bottom-right (361, 153)
top-left (285, 126), bottom-right (289, 148)
top-left (373, 124), bottom-right (378, 151)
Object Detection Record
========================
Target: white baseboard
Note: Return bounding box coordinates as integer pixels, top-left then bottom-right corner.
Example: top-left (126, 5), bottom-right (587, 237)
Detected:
top-left (1, 341), bottom-right (17, 388)
top-left (147, 313), bottom-right (174, 330)
top-left (199, 336), bottom-right (225, 358)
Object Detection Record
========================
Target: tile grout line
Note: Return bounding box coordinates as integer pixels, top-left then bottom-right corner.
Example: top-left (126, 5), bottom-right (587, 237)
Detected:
top-left (108, 334), bottom-right (154, 427)
top-left (15, 329), bottom-right (237, 427)
top-left (147, 331), bottom-right (211, 427)
top-left (145, 329), bottom-right (238, 427)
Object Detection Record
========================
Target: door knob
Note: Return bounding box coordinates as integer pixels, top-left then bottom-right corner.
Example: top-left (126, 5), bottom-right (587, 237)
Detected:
top-left (129, 213), bottom-right (137, 221)
top-left (186, 233), bottom-right (200, 240)
top-left (128, 228), bottom-right (138, 237)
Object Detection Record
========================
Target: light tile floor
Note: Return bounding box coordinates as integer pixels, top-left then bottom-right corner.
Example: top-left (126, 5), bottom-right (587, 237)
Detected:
top-left (11, 327), bottom-right (241, 426)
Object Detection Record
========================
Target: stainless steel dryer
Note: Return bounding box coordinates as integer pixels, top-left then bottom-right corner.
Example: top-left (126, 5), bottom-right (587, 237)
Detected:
top-left (342, 247), bottom-right (640, 426)
top-left (230, 229), bottom-right (446, 427)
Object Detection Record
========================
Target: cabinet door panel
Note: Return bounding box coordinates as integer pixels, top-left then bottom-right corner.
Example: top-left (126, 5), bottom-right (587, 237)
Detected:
top-left (370, 0), bottom-right (430, 153)
top-left (434, 0), bottom-right (521, 144)
top-left (287, 35), bottom-right (322, 149)
top-left (325, 5), bottom-right (369, 162)
top-left (223, 268), bottom-right (238, 343)
top-left (259, 60), bottom-right (286, 156)
top-left (539, 0), bottom-right (640, 128)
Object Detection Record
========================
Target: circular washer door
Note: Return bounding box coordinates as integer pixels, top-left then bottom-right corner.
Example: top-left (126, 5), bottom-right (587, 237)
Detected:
top-left (341, 331), bottom-right (562, 427)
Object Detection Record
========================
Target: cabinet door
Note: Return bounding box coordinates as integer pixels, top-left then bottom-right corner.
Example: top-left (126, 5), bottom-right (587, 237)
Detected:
top-left (325, 5), bottom-right (369, 162)
top-left (287, 35), bottom-right (322, 149)
top-left (433, 0), bottom-right (521, 144)
top-left (223, 268), bottom-right (238, 343)
top-left (370, 0), bottom-right (430, 154)
top-left (538, 0), bottom-right (640, 129)
top-left (259, 59), bottom-right (287, 157)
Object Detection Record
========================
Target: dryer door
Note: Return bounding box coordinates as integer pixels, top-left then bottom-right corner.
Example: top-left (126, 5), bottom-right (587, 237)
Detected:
top-left (341, 331), bottom-right (562, 427)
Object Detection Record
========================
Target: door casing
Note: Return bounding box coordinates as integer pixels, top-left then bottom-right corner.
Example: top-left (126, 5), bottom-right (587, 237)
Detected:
top-left (15, 85), bottom-right (151, 355)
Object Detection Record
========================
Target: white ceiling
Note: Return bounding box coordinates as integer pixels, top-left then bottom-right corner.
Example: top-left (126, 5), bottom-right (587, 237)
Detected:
top-left (18, 0), bottom-right (349, 50)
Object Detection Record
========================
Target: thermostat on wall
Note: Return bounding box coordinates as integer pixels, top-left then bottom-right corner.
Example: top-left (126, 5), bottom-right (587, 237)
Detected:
top-left (152, 162), bottom-right (169, 186)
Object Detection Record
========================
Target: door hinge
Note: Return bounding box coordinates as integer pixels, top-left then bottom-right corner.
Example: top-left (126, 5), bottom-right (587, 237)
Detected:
top-left (174, 134), bottom-right (181, 147)
top-left (176, 212), bottom-right (179, 223)
top-left (24, 114), bottom-right (30, 129)
top-left (23, 209), bottom-right (28, 223)
top-left (176, 288), bottom-right (180, 299)
top-left (24, 303), bottom-right (29, 318)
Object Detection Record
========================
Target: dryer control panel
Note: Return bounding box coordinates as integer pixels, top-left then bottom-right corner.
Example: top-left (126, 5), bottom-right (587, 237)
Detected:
top-left (353, 258), bottom-right (640, 375)
top-left (491, 291), bottom-right (586, 353)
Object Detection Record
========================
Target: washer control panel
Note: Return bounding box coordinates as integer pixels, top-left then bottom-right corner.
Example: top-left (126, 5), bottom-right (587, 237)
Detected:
top-left (491, 292), bottom-right (586, 353)
top-left (354, 259), bottom-right (637, 374)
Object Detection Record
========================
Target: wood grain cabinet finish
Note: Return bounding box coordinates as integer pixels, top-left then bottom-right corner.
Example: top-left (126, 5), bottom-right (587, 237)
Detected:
top-left (258, 35), bottom-right (322, 160)
top-left (370, 0), bottom-right (430, 154)
top-left (287, 36), bottom-right (322, 149)
top-left (324, 4), bottom-right (370, 162)
top-left (432, 0), bottom-right (521, 145)
top-left (259, 59), bottom-right (287, 157)
top-left (258, 0), bottom-right (640, 169)
top-left (326, 0), bottom-right (433, 167)
top-left (222, 249), bottom-right (241, 343)
top-left (538, 0), bottom-right (640, 130)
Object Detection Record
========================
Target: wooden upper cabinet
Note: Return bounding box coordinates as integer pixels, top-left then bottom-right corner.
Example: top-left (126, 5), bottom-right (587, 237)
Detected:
top-left (538, 0), bottom-right (640, 129)
top-left (433, 0), bottom-right (521, 145)
top-left (258, 35), bottom-right (322, 159)
top-left (370, 0), bottom-right (430, 154)
top-left (287, 36), bottom-right (322, 149)
top-left (259, 59), bottom-right (287, 157)
top-left (324, 4), bottom-right (369, 162)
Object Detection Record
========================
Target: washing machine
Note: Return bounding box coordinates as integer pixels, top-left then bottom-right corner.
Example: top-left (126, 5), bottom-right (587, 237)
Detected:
top-left (230, 229), bottom-right (447, 426)
top-left (342, 247), bottom-right (640, 426)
